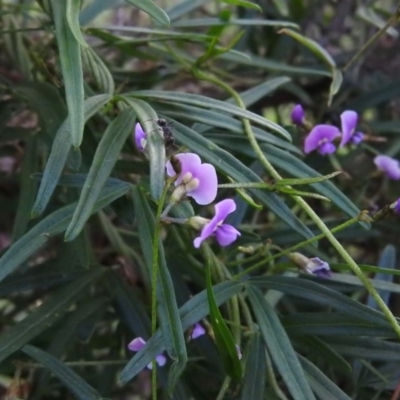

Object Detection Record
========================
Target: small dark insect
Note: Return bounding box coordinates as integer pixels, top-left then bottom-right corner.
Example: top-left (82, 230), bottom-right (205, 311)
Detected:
top-left (156, 118), bottom-right (175, 148)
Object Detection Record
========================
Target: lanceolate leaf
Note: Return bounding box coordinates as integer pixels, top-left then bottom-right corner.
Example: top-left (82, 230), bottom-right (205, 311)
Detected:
top-left (65, 109), bottom-right (136, 241)
top-left (247, 286), bottom-right (316, 400)
top-left (66, 0), bottom-right (88, 47)
top-left (51, 0), bottom-right (85, 147)
top-left (23, 345), bottom-right (101, 400)
top-left (0, 182), bottom-right (131, 282)
top-left (31, 94), bottom-right (111, 217)
top-left (125, 0), bottom-right (170, 26)
top-left (206, 260), bottom-right (242, 381)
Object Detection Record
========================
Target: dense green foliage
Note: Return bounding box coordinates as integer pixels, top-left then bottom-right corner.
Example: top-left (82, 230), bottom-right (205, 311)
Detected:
top-left (1, 0), bottom-right (400, 399)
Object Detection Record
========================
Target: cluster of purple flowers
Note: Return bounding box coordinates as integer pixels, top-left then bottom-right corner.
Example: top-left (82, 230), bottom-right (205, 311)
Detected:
top-left (135, 123), bottom-right (241, 249)
top-left (292, 105), bottom-right (364, 155)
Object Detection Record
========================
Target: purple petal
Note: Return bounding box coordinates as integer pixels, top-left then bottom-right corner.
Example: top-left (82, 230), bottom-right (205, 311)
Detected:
top-left (306, 257), bottom-right (332, 278)
top-left (166, 153), bottom-right (201, 182)
top-left (351, 132), bottom-right (364, 145)
top-left (128, 337), bottom-right (146, 352)
top-left (291, 104), bottom-right (305, 125)
top-left (374, 155), bottom-right (400, 180)
top-left (134, 123), bottom-right (147, 152)
top-left (304, 125), bottom-right (340, 154)
top-left (340, 110), bottom-right (358, 147)
top-left (193, 199), bottom-right (237, 248)
top-left (318, 142), bottom-right (336, 155)
top-left (146, 355), bottom-right (167, 370)
top-left (188, 162), bottom-right (218, 205)
top-left (191, 323), bottom-right (206, 339)
top-left (395, 198), bottom-right (400, 214)
top-left (215, 224), bottom-right (241, 246)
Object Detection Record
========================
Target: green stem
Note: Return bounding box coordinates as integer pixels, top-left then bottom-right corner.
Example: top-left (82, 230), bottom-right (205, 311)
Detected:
top-left (343, 3), bottom-right (400, 72)
top-left (194, 69), bottom-right (400, 339)
top-left (235, 216), bottom-right (360, 279)
top-left (151, 183), bottom-right (171, 400)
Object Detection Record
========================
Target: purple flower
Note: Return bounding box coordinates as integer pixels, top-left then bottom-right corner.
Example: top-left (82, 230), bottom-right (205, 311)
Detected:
top-left (394, 199), bottom-right (400, 214)
top-left (191, 323), bottom-right (206, 339)
top-left (339, 110), bottom-right (359, 147)
top-left (193, 199), bottom-right (241, 248)
top-left (305, 257), bottom-right (332, 278)
top-left (374, 155), bottom-right (400, 180)
top-left (304, 124), bottom-right (340, 155)
top-left (134, 123), bottom-right (147, 152)
top-left (128, 337), bottom-right (166, 369)
top-left (166, 153), bottom-right (218, 205)
top-left (351, 132), bottom-right (364, 145)
top-left (291, 104), bottom-right (305, 125)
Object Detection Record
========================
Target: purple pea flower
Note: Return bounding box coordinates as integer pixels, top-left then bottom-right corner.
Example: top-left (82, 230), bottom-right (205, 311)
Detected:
top-left (291, 104), bottom-right (305, 125)
top-left (393, 199), bottom-right (400, 214)
top-left (339, 110), bottom-right (364, 147)
top-left (191, 323), bottom-right (206, 339)
top-left (192, 199), bottom-right (241, 248)
top-left (374, 155), bottom-right (400, 180)
top-left (134, 123), bottom-right (147, 152)
top-left (304, 124), bottom-right (341, 155)
top-left (128, 337), bottom-right (166, 369)
top-left (166, 153), bottom-right (218, 205)
top-left (305, 257), bottom-right (332, 278)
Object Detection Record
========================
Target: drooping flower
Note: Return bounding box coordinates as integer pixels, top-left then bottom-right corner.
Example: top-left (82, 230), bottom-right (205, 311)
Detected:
top-left (191, 199), bottom-right (241, 248)
top-left (166, 153), bottom-right (218, 205)
top-left (394, 199), bottom-right (400, 214)
top-left (304, 124), bottom-right (341, 155)
top-left (374, 155), bottom-right (400, 180)
top-left (305, 257), bottom-right (332, 278)
top-left (128, 337), bottom-right (166, 369)
top-left (291, 104), bottom-right (305, 126)
top-left (134, 123), bottom-right (147, 152)
top-left (191, 323), bottom-right (206, 339)
top-left (288, 252), bottom-right (332, 278)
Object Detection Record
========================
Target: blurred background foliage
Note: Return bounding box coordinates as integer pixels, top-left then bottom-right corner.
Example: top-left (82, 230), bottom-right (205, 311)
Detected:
top-left (1, 0), bottom-right (400, 399)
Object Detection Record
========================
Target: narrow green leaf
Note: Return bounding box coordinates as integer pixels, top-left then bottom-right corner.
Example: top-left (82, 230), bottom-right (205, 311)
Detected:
top-left (122, 97), bottom-right (165, 200)
top-left (298, 355), bottom-right (352, 400)
top-left (249, 277), bottom-right (390, 326)
top-left (51, 0), bottom-right (85, 147)
top-left (206, 260), bottom-right (242, 381)
top-left (128, 90), bottom-right (292, 141)
top-left (12, 137), bottom-right (38, 240)
top-left (132, 187), bottom-right (187, 392)
top-left (81, 46), bottom-right (115, 95)
top-left (31, 94), bottom-right (110, 217)
top-left (16, 82), bottom-right (66, 136)
top-left (125, 0), bottom-right (170, 26)
top-left (227, 77), bottom-right (291, 107)
top-left (276, 171), bottom-right (341, 186)
top-left (247, 286), bottom-right (316, 400)
top-left (218, 0), bottom-right (261, 11)
top-left (66, 0), bottom-right (89, 47)
top-left (168, 120), bottom-right (314, 241)
top-left (241, 333), bottom-right (266, 400)
top-left (65, 109), bottom-right (136, 241)
top-left (328, 68), bottom-right (343, 106)
top-left (279, 28), bottom-right (336, 68)
top-left (0, 182), bottom-right (131, 282)
top-left (23, 345), bottom-right (101, 400)
top-left (0, 269), bottom-right (103, 362)
top-left (119, 281), bottom-right (243, 383)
